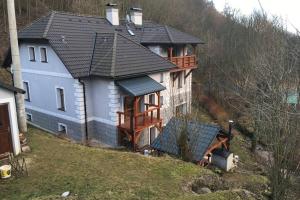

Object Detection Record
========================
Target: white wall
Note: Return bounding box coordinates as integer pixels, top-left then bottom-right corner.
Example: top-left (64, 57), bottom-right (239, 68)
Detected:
top-left (85, 78), bottom-right (120, 126)
top-left (0, 89), bottom-right (21, 155)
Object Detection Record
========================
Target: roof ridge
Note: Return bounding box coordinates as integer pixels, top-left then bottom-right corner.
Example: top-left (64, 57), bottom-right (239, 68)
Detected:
top-left (43, 11), bottom-right (55, 38)
top-left (88, 32), bottom-right (98, 76)
top-left (110, 32), bottom-right (118, 77)
top-left (50, 10), bottom-right (106, 19)
top-left (165, 25), bottom-right (174, 43)
top-left (117, 33), bottom-right (177, 68)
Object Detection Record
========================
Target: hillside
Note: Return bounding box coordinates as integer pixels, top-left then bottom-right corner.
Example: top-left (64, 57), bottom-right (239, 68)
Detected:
top-left (0, 125), bottom-right (269, 200)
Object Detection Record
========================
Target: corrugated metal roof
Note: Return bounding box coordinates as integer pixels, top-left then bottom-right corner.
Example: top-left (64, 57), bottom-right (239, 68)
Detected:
top-left (151, 118), bottom-right (220, 161)
top-left (3, 11), bottom-right (203, 79)
top-left (116, 76), bottom-right (166, 96)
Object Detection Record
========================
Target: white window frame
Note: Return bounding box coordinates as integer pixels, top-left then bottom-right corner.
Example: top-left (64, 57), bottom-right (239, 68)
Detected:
top-left (23, 81), bottom-right (31, 102)
top-left (149, 93), bottom-right (155, 105)
top-left (58, 123), bottom-right (68, 134)
top-left (55, 87), bottom-right (66, 111)
top-left (160, 73), bottom-right (164, 83)
top-left (39, 46), bottom-right (48, 63)
top-left (178, 72), bottom-right (183, 89)
top-left (26, 113), bottom-right (33, 122)
top-left (160, 95), bottom-right (164, 107)
top-left (28, 46), bottom-right (36, 62)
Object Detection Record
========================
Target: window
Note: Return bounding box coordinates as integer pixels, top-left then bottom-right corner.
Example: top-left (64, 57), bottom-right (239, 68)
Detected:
top-left (23, 81), bottom-right (30, 101)
top-left (160, 96), bottom-right (164, 106)
top-left (149, 94), bottom-right (155, 105)
top-left (160, 73), bottom-right (164, 83)
top-left (28, 47), bottom-right (35, 61)
top-left (58, 123), bottom-right (67, 134)
top-left (40, 47), bottom-right (48, 63)
top-left (56, 88), bottom-right (65, 111)
top-left (178, 72), bottom-right (182, 89)
top-left (176, 103), bottom-right (187, 115)
top-left (26, 113), bottom-right (32, 122)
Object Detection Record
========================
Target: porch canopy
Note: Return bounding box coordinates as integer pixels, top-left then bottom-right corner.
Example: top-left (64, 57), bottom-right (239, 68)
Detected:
top-left (116, 76), bottom-right (165, 97)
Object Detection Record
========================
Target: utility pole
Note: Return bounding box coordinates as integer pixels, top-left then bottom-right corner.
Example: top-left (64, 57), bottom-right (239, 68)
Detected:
top-left (7, 0), bottom-right (27, 133)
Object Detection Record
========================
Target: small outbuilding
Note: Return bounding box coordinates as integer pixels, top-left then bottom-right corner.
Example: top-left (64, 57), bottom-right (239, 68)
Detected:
top-left (211, 148), bottom-right (234, 171)
top-left (0, 80), bottom-right (24, 156)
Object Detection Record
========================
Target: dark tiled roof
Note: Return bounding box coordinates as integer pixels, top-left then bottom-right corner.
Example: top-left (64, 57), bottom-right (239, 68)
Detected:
top-left (0, 80), bottom-right (25, 94)
top-left (3, 11), bottom-right (203, 78)
top-left (90, 32), bottom-right (175, 78)
top-left (116, 76), bottom-right (166, 96)
top-left (151, 118), bottom-right (220, 161)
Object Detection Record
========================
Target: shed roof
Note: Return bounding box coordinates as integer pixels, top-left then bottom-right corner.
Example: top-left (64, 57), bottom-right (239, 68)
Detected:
top-left (151, 118), bottom-right (220, 161)
top-left (116, 76), bottom-right (165, 96)
top-left (0, 80), bottom-right (25, 94)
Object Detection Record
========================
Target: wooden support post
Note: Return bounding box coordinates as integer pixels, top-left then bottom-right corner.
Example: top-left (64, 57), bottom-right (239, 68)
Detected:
top-left (132, 132), bottom-right (136, 151)
top-left (168, 47), bottom-right (173, 62)
top-left (157, 92), bottom-right (161, 120)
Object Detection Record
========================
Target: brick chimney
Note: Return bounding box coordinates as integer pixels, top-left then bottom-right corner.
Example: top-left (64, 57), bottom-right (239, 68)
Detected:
top-left (106, 3), bottom-right (119, 26)
top-left (130, 7), bottom-right (143, 26)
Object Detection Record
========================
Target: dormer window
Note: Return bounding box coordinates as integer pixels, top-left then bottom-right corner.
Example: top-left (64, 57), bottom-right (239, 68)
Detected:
top-left (28, 47), bottom-right (35, 61)
top-left (40, 47), bottom-right (48, 63)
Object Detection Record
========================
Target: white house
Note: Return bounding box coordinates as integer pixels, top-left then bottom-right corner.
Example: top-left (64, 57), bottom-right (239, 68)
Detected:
top-left (2, 4), bottom-right (203, 150)
top-left (0, 81), bottom-right (23, 156)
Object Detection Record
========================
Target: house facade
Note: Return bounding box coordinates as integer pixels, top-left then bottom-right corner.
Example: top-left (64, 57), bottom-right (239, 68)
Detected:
top-left (2, 5), bottom-right (203, 150)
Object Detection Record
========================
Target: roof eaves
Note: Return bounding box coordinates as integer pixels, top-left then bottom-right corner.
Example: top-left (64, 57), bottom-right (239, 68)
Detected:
top-left (42, 11), bottom-right (55, 38)
top-left (0, 81), bottom-right (25, 94)
top-left (110, 32), bottom-right (118, 77)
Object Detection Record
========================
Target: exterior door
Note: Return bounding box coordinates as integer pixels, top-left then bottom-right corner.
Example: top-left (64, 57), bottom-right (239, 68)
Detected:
top-left (149, 127), bottom-right (156, 145)
top-left (0, 104), bottom-right (13, 155)
top-left (124, 96), bottom-right (134, 124)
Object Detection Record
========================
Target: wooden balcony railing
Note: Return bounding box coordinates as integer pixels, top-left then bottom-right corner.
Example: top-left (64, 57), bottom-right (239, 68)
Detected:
top-left (170, 55), bottom-right (197, 68)
top-left (117, 106), bottom-right (161, 132)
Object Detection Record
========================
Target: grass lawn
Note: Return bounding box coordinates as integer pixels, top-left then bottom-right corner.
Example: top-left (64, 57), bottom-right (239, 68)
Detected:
top-left (0, 127), bottom-right (266, 200)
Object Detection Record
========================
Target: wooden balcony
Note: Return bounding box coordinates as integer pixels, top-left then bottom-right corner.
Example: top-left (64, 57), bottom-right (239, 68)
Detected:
top-left (117, 106), bottom-right (162, 133)
top-left (117, 93), bottom-right (163, 151)
top-left (170, 55), bottom-right (197, 69)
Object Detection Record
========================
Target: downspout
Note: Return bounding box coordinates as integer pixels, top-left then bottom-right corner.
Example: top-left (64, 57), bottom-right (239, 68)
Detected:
top-left (79, 78), bottom-right (89, 145)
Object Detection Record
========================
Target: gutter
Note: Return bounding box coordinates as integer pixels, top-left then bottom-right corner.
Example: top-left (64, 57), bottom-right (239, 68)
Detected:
top-left (78, 78), bottom-right (89, 145)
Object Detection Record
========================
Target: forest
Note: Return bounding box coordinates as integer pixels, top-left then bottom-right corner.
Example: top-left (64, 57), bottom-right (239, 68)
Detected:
top-left (0, 0), bottom-right (299, 199)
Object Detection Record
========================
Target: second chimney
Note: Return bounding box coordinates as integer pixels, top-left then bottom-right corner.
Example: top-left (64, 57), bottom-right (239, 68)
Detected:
top-left (106, 3), bottom-right (119, 26)
top-left (130, 7), bottom-right (143, 26)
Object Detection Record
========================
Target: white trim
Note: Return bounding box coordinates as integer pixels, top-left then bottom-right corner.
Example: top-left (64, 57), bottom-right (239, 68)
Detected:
top-left (39, 46), bottom-right (48, 63)
top-left (23, 80), bottom-right (31, 102)
top-left (26, 105), bottom-right (82, 123)
top-left (25, 112), bottom-right (33, 122)
top-left (22, 69), bottom-right (73, 78)
top-left (87, 116), bottom-right (116, 126)
top-left (25, 105), bottom-right (116, 126)
top-left (58, 123), bottom-right (68, 134)
top-left (55, 86), bottom-right (66, 112)
top-left (0, 96), bottom-right (21, 155)
top-left (27, 46), bottom-right (36, 62)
